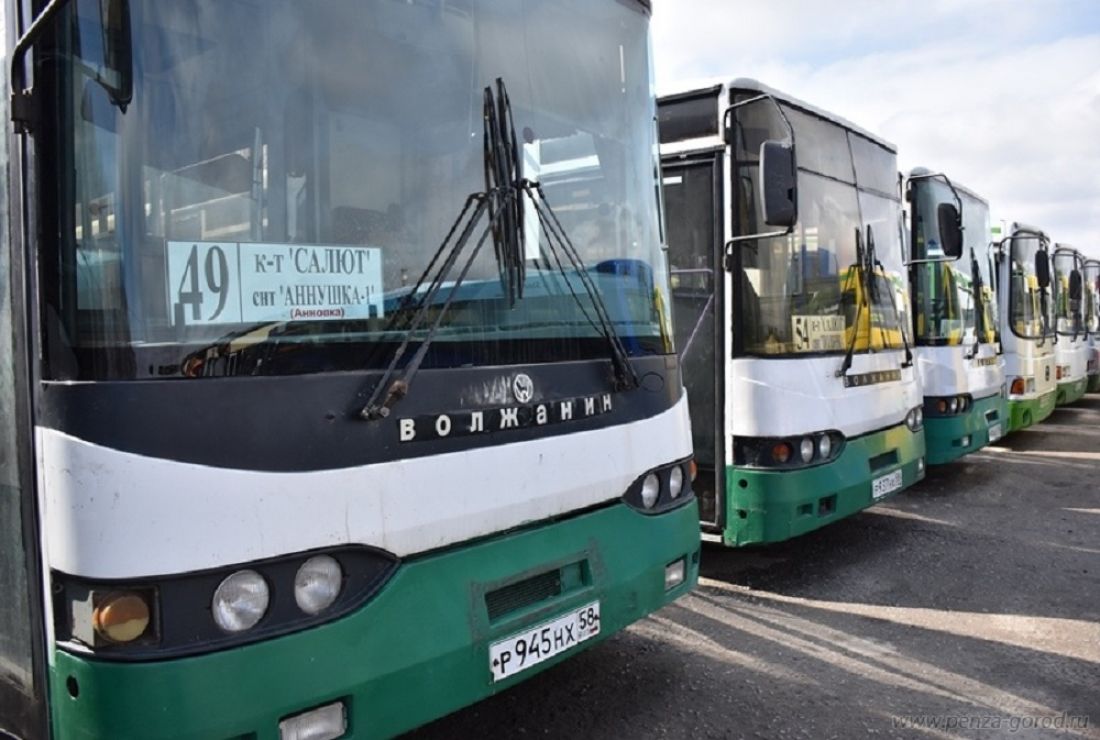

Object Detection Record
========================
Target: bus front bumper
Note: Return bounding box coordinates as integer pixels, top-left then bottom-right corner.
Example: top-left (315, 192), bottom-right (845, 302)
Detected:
top-left (1056, 377), bottom-right (1088, 406)
top-left (923, 394), bottom-right (1007, 466)
top-left (1006, 389), bottom-right (1057, 432)
top-left (51, 500), bottom-right (700, 740)
top-left (719, 421), bottom-right (925, 547)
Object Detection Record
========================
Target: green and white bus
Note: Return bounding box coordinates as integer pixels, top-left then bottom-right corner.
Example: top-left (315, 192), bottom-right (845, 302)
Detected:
top-left (659, 80), bottom-right (926, 547)
top-left (905, 170), bottom-right (1006, 464)
top-left (1086, 258), bottom-right (1100, 393)
top-left (993, 223), bottom-right (1056, 432)
top-left (1051, 245), bottom-right (1089, 405)
top-left (0, 1), bottom-right (701, 737)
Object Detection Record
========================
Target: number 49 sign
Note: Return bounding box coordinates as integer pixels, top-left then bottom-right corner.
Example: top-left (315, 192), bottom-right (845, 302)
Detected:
top-left (166, 240), bottom-right (385, 327)
top-left (168, 242), bottom-right (237, 326)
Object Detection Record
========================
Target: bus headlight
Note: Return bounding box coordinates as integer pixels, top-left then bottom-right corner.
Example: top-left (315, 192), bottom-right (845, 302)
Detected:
top-left (668, 466), bottom-right (684, 499)
top-left (295, 556), bottom-right (343, 616)
top-left (817, 434), bottom-right (832, 459)
top-left (212, 570), bottom-right (270, 632)
top-left (905, 407), bottom-right (923, 432)
top-left (799, 437), bottom-right (815, 463)
top-left (641, 473), bottom-right (661, 509)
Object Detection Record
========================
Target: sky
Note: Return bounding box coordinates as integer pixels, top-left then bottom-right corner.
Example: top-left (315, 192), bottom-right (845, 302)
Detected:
top-left (651, 0), bottom-right (1100, 259)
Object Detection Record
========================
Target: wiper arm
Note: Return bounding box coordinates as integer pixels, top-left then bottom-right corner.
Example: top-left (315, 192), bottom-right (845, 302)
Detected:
top-left (968, 252), bottom-right (985, 359)
top-left (522, 180), bottom-right (640, 390)
top-left (837, 225), bottom-right (912, 379)
top-left (865, 224), bottom-right (912, 368)
top-left (357, 79), bottom-right (637, 421)
top-left (1038, 287), bottom-right (1052, 348)
top-left (837, 227), bottom-right (868, 378)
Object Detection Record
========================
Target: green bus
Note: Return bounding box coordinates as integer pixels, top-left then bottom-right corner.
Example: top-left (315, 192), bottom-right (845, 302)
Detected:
top-left (659, 80), bottom-right (926, 547)
top-left (0, 0), bottom-right (700, 737)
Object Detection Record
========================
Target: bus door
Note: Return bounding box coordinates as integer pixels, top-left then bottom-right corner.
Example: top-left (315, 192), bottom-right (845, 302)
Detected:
top-left (1, 143), bottom-right (49, 740)
top-left (663, 152), bottom-right (725, 527)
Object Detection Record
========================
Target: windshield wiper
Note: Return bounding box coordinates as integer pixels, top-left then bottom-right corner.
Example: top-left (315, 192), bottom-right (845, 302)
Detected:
top-left (837, 225), bottom-right (912, 378)
top-left (357, 79), bottom-right (637, 421)
top-left (968, 249), bottom-right (985, 359)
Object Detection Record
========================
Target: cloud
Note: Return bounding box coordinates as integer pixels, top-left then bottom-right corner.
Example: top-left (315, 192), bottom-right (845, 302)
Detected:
top-left (651, 1), bottom-right (1100, 257)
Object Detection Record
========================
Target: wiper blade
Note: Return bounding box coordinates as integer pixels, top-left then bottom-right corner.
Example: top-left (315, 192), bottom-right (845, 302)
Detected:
top-left (968, 251), bottom-right (985, 359)
top-left (837, 225), bottom-right (912, 379)
top-left (837, 228), bottom-right (868, 378)
top-left (357, 79), bottom-right (637, 421)
top-left (523, 180), bottom-right (640, 390)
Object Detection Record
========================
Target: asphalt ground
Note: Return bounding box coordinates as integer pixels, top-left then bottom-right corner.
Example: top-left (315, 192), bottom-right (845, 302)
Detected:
top-left (410, 393), bottom-right (1100, 739)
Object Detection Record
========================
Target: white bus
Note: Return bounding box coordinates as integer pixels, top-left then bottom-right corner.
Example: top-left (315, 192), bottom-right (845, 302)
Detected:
top-left (1086, 258), bottom-right (1100, 392)
top-left (659, 79), bottom-right (925, 546)
top-left (1051, 245), bottom-right (1090, 405)
top-left (904, 169), bottom-right (1006, 463)
top-left (993, 223), bottom-right (1057, 432)
top-left (0, 1), bottom-right (700, 737)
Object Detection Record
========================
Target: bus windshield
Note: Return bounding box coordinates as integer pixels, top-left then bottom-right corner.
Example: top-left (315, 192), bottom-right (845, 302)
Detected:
top-left (1053, 250), bottom-right (1082, 337)
top-left (910, 181), bottom-right (996, 345)
top-left (1007, 235), bottom-right (1051, 340)
top-left (729, 98), bottom-right (908, 356)
top-left (43, 0), bottom-right (669, 380)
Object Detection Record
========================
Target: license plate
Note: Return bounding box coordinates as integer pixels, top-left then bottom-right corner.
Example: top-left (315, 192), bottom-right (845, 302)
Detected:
top-left (988, 423), bottom-right (1003, 442)
top-left (489, 602), bottom-right (601, 682)
top-left (872, 470), bottom-right (903, 500)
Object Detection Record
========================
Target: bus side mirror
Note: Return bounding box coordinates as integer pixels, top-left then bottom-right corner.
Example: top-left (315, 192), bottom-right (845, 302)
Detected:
top-left (1035, 252), bottom-right (1051, 289)
top-left (759, 141), bottom-right (796, 228)
top-left (937, 203), bottom-right (963, 260)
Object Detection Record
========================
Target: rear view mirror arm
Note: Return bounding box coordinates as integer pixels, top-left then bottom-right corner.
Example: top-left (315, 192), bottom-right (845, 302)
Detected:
top-left (723, 93), bottom-right (798, 255)
top-left (10, 0), bottom-right (71, 131)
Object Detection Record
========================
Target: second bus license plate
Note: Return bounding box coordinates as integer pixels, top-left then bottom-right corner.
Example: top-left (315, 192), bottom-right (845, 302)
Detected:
top-left (489, 602), bottom-right (601, 682)
top-left (872, 470), bottom-right (903, 500)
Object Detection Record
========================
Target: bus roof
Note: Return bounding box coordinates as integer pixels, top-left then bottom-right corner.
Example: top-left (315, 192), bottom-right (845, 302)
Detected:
top-left (907, 167), bottom-right (990, 207)
top-left (659, 77), bottom-right (897, 154)
top-left (1007, 222), bottom-right (1048, 241)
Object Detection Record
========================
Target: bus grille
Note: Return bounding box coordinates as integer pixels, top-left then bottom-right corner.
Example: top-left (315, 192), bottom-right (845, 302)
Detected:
top-left (486, 569), bottom-right (564, 622)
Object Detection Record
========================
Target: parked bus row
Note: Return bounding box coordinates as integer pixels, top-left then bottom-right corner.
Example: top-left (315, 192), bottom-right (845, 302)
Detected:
top-left (0, 3), bottom-right (1094, 740)
top-left (660, 78), bottom-right (1098, 547)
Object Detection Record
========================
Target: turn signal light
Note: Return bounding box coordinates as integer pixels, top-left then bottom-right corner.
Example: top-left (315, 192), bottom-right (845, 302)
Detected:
top-left (771, 442), bottom-right (793, 464)
top-left (1010, 377), bottom-right (1026, 396)
top-left (93, 592), bottom-right (151, 644)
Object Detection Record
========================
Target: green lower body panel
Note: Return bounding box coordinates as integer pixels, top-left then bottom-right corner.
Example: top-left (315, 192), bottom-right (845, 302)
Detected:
top-left (1056, 377), bottom-right (1088, 406)
top-left (1089, 373), bottom-right (1100, 393)
top-left (720, 421), bottom-right (926, 547)
top-left (1006, 389), bottom-right (1057, 433)
top-left (924, 394), bottom-right (1008, 466)
top-left (51, 501), bottom-right (700, 739)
